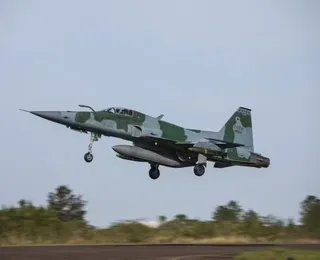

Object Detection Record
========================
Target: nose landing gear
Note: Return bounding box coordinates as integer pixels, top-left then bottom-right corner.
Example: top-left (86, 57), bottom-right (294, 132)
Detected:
top-left (84, 152), bottom-right (93, 163)
top-left (84, 132), bottom-right (101, 163)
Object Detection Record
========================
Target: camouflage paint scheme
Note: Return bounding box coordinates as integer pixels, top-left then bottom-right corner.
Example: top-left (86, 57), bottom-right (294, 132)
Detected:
top-left (22, 106), bottom-right (270, 169)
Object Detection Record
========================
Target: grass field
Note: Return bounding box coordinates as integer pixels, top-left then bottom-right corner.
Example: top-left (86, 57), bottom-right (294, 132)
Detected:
top-left (2, 235), bottom-right (320, 246)
top-left (235, 248), bottom-right (320, 260)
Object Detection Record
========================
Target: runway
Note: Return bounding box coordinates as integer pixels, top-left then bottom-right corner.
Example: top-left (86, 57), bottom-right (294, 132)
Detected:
top-left (1, 244), bottom-right (320, 260)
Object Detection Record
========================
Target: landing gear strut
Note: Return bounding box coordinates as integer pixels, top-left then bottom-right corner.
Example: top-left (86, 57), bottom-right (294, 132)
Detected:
top-left (149, 164), bottom-right (160, 180)
top-left (193, 153), bottom-right (207, 176)
top-left (84, 132), bottom-right (101, 163)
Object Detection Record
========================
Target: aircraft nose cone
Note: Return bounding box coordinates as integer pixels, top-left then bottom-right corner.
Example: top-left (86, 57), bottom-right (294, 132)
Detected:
top-left (30, 111), bottom-right (62, 121)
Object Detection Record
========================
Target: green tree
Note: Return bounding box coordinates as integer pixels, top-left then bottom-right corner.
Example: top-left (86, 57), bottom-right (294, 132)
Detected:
top-left (174, 214), bottom-right (188, 222)
top-left (241, 209), bottom-right (261, 237)
top-left (47, 185), bottom-right (87, 222)
top-left (300, 195), bottom-right (320, 235)
top-left (158, 215), bottom-right (167, 224)
top-left (212, 200), bottom-right (242, 222)
top-left (2, 191), bottom-right (320, 245)
top-left (260, 214), bottom-right (285, 239)
top-left (18, 199), bottom-right (27, 208)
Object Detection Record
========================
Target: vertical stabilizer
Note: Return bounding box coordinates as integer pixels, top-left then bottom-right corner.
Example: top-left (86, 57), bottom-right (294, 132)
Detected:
top-left (218, 107), bottom-right (254, 151)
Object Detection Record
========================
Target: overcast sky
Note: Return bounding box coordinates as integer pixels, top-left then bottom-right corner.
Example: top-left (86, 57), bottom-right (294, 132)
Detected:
top-left (1, 0), bottom-right (319, 227)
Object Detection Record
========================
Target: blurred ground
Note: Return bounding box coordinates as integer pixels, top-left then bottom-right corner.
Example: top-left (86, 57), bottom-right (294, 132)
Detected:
top-left (1, 243), bottom-right (320, 260)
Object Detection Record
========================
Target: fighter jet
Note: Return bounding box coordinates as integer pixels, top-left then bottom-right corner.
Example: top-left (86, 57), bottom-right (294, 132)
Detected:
top-left (20, 105), bottom-right (270, 179)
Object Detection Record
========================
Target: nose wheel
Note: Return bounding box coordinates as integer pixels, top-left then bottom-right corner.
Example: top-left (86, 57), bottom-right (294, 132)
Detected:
top-left (84, 132), bottom-right (101, 163)
top-left (84, 152), bottom-right (93, 163)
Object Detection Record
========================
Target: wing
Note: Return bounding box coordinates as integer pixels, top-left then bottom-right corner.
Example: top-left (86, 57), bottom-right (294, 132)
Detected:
top-left (130, 125), bottom-right (193, 149)
top-left (205, 138), bottom-right (245, 149)
top-left (132, 125), bottom-right (243, 155)
top-left (138, 135), bottom-right (194, 151)
top-left (135, 134), bottom-right (224, 156)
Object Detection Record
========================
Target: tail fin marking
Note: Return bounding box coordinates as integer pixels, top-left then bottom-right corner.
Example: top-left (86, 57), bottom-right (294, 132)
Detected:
top-left (218, 107), bottom-right (254, 152)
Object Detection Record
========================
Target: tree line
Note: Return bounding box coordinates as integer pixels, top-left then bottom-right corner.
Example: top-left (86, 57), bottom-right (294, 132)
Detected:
top-left (0, 185), bottom-right (319, 245)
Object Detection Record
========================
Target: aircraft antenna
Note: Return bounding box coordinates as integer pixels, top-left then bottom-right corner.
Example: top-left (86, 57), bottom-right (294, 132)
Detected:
top-left (78, 104), bottom-right (96, 112)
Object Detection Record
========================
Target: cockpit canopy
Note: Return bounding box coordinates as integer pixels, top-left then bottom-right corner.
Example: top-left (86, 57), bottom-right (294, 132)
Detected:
top-left (100, 107), bottom-right (135, 117)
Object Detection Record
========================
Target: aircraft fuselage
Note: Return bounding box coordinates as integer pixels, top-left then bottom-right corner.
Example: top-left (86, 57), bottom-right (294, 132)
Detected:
top-left (21, 105), bottom-right (270, 179)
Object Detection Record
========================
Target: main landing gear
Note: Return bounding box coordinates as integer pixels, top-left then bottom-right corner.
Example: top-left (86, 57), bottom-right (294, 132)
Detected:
top-left (193, 163), bottom-right (206, 176)
top-left (84, 132), bottom-right (101, 163)
top-left (193, 153), bottom-right (207, 176)
top-left (149, 164), bottom-right (160, 180)
top-left (148, 163), bottom-right (205, 179)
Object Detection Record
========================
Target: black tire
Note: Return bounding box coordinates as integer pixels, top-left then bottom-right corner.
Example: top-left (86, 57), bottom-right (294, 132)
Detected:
top-left (193, 164), bottom-right (205, 176)
top-left (149, 167), bottom-right (160, 179)
top-left (84, 152), bottom-right (93, 163)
